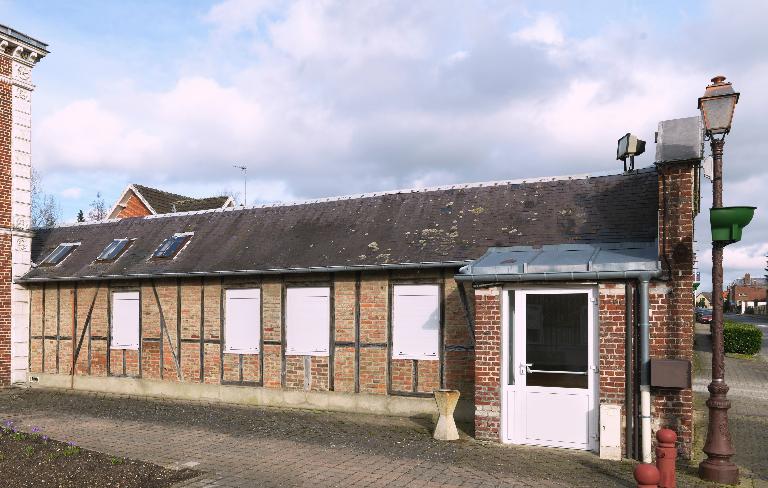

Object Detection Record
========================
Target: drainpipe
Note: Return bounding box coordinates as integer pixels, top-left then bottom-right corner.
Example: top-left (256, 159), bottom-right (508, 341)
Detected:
top-left (624, 281), bottom-right (635, 459)
top-left (638, 274), bottom-right (652, 463)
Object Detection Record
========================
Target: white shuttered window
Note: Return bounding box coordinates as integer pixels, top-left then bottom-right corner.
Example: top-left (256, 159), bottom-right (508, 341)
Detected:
top-left (111, 291), bottom-right (140, 350)
top-left (286, 287), bottom-right (330, 356)
top-left (392, 285), bottom-right (440, 360)
top-left (224, 288), bottom-right (261, 354)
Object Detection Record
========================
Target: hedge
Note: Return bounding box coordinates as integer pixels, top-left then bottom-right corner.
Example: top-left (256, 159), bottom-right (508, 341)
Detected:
top-left (723, 321), bottom-right (763, 355)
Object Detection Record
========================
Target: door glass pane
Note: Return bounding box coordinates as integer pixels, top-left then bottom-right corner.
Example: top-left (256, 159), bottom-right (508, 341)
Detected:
top-left (526, 293), bottom-right (588, 389)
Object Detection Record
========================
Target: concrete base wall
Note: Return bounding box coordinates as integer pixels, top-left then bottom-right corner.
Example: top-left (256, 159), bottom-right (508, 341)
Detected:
top-left (28, 372), bottom-right (474, 422)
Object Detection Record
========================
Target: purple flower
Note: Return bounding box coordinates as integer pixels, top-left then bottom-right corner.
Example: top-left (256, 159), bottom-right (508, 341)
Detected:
top-left (67, 441), bottom-right (77, 447)
top-left (31, 426), bottom-right (41, 434)
top-left (3, 420), bottom-right (12, 428)
top-left (41, 435), bottom-right (49, 442)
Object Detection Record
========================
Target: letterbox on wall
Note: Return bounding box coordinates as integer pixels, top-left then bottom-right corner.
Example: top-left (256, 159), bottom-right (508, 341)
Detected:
top-left (650, 359), bottom-right (692, 389)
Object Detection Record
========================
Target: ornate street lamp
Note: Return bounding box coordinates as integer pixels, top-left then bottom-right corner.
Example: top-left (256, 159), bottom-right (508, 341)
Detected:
top-left (698, 76), bottom-right (741, 485)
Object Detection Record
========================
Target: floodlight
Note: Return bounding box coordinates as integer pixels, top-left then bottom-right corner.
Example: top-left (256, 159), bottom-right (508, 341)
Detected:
top-left (616, 133), bottom-right (646, 171)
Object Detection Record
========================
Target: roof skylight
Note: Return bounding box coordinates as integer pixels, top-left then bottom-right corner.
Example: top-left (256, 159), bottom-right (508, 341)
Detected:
top-left (39, 243), bottom-right (79, 266)
top-left (152, 232), bottom-right (193, 259)
top-left (96, 238), bottom-right (132, 262)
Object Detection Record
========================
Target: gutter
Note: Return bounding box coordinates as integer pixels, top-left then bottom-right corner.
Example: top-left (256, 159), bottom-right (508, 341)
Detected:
top-left (15, 261), bottom-right (471, 284)
top-left (454, 270), bottom-right (662, 282)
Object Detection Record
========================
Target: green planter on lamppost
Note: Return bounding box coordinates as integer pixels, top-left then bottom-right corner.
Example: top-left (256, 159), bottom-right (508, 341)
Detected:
top-left (710, 206), bottom-right (756, 244)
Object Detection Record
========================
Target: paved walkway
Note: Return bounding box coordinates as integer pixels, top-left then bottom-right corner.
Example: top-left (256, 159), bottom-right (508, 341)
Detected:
top-left (1, 321), bottom-right (762, 487)
top-left (0, 388), bottom-right (711, 488)
top-left (694, 322), bottom-right (768, 484)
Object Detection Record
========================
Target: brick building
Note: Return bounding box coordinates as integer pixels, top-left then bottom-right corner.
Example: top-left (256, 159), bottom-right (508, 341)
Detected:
top-left (108, 184), bottom-right (234, 219)
top-left (1, 24), bottom-right (699, 462)
top-left (727, 273), bottom-right (767, 314)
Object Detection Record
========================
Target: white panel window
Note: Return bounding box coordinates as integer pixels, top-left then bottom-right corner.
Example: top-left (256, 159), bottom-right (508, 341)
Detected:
top-left (224, 288), bottom-right (261, 354)
top-left (392, 284), bottom-right (440, 360)
top-left (111, 291), bottom-right (140, 350)
top-left (286, 287), bottom-right (330, 356)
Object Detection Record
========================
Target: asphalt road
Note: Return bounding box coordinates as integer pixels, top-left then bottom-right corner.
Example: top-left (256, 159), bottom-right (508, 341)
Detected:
top-left (724, 312), bottom-right (768, 358)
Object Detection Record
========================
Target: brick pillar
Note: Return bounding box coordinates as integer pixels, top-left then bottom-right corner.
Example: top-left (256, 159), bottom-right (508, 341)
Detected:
top-left (0, 44), bottom-right (14, 387)
top-left (0, 28), bottom-right (48, 386)
top-left (473, 286), bottom-right (501, 440)
top-left (654, 160), bottom-right (697, 457)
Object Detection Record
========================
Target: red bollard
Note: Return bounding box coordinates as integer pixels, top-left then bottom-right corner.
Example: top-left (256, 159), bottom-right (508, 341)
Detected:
top-left (655, 428), bottom-right (677, 488)
top-left (634, 463), bottom-right (660, 488)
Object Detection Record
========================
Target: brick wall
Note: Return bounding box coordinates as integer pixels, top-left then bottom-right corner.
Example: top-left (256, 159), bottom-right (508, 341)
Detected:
top-left (598, 282), bottom-right (627, 408)
top-left (654, 161), bottom-right (696, 457)
top-left (0, 234), bottom-right (10, 386)
top-left (597, 161), bottom-right (696, 457)
top-left (0, 55), bottom-right (12, 386)
top-left (473, 286), bottom-right (501, 441)
top-left (26, 269), bottom-right (476, 405)
top-left (115, 192), bottom-right (152, 219)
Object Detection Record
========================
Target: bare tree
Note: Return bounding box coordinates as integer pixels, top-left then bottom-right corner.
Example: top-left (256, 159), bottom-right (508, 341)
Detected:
top-left (87, 192), bottom-right (107, 221)
top-left (30, 168), bottom-right (62, 228)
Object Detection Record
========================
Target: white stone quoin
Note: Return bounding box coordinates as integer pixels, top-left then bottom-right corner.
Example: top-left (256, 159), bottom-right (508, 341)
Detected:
top-left (0, 26), bottom-right (48, 384)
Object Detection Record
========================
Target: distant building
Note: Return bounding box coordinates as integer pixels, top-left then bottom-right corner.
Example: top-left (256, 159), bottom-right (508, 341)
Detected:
top-left (727, 273), bottom-right (767, 314)
top-left (695, 291), bottom-right (712, 309)
top-left (107, 184), bottom-right (235, 219)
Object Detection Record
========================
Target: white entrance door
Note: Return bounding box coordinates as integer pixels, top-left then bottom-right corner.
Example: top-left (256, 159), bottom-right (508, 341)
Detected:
top-left (502, 288), bottom-right (598, 450)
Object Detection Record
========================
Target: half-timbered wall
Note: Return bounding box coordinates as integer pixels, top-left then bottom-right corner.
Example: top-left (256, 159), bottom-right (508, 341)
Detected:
top-left (28, 269), bottom-right (475, 401)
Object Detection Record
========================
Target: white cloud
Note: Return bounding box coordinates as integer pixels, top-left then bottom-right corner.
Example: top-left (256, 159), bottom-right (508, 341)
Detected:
top-left (203, 0), bottom-right (280, 35)
top-left (514, 14), bottom-right (564, 46)
top-left (31, 0), bottom-right (768, 231)
top-left (37, 99), bottom-right (160, 170)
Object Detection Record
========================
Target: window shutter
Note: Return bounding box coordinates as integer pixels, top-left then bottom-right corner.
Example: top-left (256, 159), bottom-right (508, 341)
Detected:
top-left (111, 291), bottom-right (140, 350)
top-left (286, 287), bottom-right (330, 356)
top-left (392, 285), bottom-right (439, 360)
top-left (224, 288), bottom-right (261, 354)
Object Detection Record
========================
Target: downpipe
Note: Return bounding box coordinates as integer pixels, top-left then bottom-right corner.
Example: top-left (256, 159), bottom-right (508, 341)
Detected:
top-left (638, 274), bottom-right (652, 463)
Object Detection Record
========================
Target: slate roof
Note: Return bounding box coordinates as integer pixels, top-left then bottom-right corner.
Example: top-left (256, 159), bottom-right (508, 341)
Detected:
top-left (20, 169), bottom-right (659, 283)
top-left (132, 184), bottom-right (231, 214)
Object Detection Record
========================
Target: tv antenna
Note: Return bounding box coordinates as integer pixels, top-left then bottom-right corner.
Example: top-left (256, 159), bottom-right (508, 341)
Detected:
top-left (233, 164), bottom-right (247, 206)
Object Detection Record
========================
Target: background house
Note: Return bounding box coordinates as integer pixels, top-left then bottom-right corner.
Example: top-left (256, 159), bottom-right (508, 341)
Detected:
top-left (727, 273), bottom-right (767, 314)
top-left (107, 184), bottom-right (234, 219)
top-left (695, 291), bottom-right (712, 308)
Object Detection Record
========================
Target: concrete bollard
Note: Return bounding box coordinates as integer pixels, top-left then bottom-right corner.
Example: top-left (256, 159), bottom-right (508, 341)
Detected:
top-left (634, 463), bottom-right (660, 488)
top-left (655, 429), bottom-right (677, 488)
top-left (433, 389), bottom-right (460, 441)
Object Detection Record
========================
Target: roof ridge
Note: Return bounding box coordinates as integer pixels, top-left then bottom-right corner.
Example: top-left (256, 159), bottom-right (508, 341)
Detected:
top-left (38, 166), bottom-right (657, 230)
top-left (132, 183), bottom-right (191, 200)
top-left (172, 195), bottom-right (228, 204)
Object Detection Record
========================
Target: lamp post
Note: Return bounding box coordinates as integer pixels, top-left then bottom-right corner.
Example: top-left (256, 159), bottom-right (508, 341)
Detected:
top-left (698, 75), bottom-right (740, 485)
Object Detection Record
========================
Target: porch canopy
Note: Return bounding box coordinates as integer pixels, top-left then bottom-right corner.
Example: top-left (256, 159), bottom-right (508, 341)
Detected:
top-left (455, 242), bottom-right (661, 282)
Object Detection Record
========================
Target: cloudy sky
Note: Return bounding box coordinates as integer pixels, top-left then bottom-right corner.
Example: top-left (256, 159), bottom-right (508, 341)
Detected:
top-left (3, 0), bottom-right (767, 290)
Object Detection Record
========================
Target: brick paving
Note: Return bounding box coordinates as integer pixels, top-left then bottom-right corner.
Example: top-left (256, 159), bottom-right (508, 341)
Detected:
top-left (694, 322), bottom-right (768, 483)
top-left (0, 387), bottom-right (716, 488)
top-left (3, 322), bottom-right (760, 488)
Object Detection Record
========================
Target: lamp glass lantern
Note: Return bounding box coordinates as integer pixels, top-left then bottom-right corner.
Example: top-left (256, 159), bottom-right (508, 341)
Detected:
top-left (698, 76), bottom-right (739, 135)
